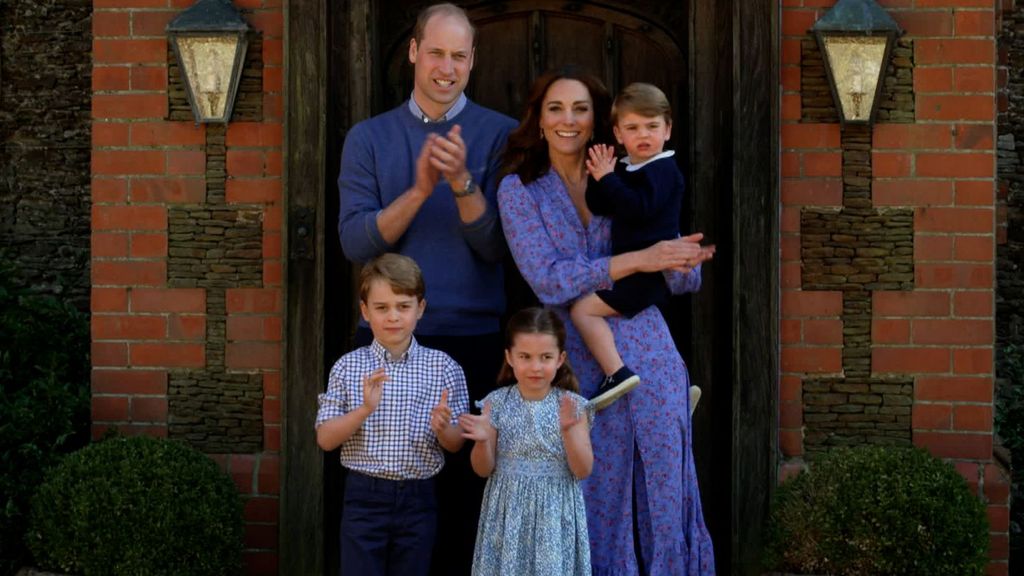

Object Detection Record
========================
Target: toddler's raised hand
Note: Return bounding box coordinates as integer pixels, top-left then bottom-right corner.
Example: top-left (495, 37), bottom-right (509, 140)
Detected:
top-left (459, 401), bottom-right (495, 443)
top-left (586, 143), bottom-right (616, 181)
top-left (430, 389), bottom-right (452, 436)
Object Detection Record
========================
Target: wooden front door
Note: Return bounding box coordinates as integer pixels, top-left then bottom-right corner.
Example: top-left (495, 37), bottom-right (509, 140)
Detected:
top-left (285, 1), bottom-right (777, 575)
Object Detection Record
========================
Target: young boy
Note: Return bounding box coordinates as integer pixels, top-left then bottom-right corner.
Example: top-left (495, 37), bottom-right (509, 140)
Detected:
top-left (315, 253), bottom-right (469, 576)
top-left (576, 82), bottom-right (697, 410)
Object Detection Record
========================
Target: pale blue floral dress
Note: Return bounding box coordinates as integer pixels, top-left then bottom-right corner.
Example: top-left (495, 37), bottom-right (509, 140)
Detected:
top-left (471, 385), bottom-right (592, 576)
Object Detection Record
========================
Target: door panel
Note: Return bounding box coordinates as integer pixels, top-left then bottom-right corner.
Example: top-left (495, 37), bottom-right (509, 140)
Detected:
top-left (541, 15), bottom-right (605, 77)
top-left (469, 15), bottom-right (531, 116)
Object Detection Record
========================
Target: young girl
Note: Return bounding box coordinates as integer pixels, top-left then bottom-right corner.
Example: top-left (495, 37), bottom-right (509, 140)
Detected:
top-left (460, 307), bottom-right (593, 576)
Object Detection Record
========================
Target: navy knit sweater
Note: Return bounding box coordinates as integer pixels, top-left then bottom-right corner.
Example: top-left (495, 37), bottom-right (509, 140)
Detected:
top-left (338, 100), bottom-right (517, 335)
top-left (585, 153), bottom-right (684, 255)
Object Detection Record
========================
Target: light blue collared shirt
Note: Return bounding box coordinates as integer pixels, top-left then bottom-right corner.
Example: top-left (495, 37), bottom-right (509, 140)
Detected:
top-left (408, 93), bottom-right (468, 123)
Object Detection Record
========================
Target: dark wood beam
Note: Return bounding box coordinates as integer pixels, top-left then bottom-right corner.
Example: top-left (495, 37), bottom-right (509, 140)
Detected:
top-left (282, 0), bottom-right (327, 574)
top-left (731, 0), bottom-right (779, 573)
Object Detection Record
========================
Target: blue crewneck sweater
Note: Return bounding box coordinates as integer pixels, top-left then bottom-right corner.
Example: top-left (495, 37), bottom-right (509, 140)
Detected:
top-left (338, 100), bottom-right (517, 335)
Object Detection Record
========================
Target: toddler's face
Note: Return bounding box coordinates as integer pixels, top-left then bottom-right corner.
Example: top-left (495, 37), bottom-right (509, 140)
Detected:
top-left (613, 112), bottom-right (672, 164)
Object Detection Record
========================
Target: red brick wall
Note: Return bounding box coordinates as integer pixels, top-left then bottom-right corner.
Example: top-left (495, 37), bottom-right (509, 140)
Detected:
top-left (781, 1), bottom-right (1009, 574)
top-left (90, 1), bottom-right (284, 574)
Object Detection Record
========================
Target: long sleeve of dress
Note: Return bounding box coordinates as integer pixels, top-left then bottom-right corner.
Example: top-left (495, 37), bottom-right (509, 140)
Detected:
top-left (665, 264), bottom-right (702, 294)
top-left (498, 173), bottom-right (613, 306)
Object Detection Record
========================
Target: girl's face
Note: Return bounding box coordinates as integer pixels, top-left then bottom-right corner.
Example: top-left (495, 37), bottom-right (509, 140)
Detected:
top-left (539, 79), bottom-right (594, 162)
top-left (505, 332), bottom-right (566, 399)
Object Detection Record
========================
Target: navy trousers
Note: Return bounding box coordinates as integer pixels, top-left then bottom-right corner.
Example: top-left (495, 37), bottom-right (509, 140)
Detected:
top-left (340, 470), bottom-right (437, 576)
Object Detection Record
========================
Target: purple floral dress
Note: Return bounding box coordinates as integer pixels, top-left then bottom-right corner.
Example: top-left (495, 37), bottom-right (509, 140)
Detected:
top-left (498, 170), bottom-right (715, 576)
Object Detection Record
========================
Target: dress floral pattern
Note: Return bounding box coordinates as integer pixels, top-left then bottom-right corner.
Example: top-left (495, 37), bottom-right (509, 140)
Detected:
top-left (498, 170), bottom-right (715, 576)
top-left (472, 386), bottom-right (591, 576)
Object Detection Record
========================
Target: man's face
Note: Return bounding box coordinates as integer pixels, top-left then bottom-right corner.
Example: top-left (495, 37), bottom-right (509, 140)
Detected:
top-left (408, 14), bottom-right (475, 120)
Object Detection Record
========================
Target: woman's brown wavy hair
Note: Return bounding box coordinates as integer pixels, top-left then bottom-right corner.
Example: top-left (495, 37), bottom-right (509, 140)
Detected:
top-left (500, 65), bottom-right (613, 184)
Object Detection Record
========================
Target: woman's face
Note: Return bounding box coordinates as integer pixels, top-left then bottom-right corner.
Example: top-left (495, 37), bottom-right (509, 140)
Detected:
top-left (539, 79), bottom-right (594, 161)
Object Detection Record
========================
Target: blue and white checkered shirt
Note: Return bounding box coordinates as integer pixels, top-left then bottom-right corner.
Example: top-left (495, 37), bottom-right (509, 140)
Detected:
top-left (316, 337), bottom-right (469, 480)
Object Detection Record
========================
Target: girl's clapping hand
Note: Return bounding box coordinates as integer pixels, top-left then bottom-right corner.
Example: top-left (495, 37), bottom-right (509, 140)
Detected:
top-left (459, 401), bottom-right (495, 443)
top-left (559, 395), bottom-right (584, 432)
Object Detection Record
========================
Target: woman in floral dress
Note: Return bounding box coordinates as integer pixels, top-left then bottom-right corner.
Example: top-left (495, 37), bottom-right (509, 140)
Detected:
top-left (496, 66), bottom-right (716, 575)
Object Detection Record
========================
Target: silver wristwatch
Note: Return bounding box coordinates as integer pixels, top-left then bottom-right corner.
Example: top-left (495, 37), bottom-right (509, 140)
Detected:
top-left (452, 175), bottom-right (475, 198)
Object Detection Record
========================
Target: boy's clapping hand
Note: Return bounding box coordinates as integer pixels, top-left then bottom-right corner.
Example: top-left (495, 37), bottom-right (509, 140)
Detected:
top-left (430, 389), bottom-right (452, 435)
top-left (362, 367), bottom-right (386, 412)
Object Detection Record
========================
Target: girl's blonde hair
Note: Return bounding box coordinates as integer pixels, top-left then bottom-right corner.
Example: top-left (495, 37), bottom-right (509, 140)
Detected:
top-left (497, 307), bottom-right (579, 392)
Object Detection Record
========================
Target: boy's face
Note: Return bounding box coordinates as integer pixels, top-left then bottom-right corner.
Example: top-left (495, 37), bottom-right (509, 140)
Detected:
top-left (360, 279), bottom-right (425, 354)
top-left (613, 112), bottom-right (672, 164)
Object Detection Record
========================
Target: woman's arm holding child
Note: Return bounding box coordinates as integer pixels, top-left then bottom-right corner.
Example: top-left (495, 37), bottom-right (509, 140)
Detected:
top-left (560, 395), bottom-right (593, 479)
top-left (460, 402), bottom-right (497, 478)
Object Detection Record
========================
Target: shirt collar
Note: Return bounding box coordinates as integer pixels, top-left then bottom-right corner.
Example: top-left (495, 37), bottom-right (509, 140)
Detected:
top-left (408, 93), bottom-right (467, 123)
top-left (369, 336), bottom-right (419, 364)
top-left (621, 150), bottom-right (675, 172)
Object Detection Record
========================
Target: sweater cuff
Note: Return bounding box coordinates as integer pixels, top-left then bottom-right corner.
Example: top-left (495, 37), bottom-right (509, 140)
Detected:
top-left (366, 210), bottom-right (392, 254)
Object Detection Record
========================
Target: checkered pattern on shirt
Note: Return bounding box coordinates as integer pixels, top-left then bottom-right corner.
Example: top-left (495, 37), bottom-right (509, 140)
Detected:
top-left (316, 337), bottom-right (469, 480)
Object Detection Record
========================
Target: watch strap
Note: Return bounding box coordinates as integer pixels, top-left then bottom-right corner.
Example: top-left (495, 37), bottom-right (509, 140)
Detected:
top-left (452, 175), bottom-right (475, 198)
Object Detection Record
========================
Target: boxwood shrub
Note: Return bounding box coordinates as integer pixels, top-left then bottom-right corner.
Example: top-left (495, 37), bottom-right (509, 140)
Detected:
top-left (26, 435), bottom-right (243, 576)
top-left (763, 445), bottom-right (989, 576)
top-left (0, 253), bottom-right (90, 575)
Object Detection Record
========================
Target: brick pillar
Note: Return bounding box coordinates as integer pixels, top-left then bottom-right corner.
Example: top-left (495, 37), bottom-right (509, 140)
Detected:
top-left (781, 3), bottom-right (1007, 574)
top-left (90, 2), bottom-right (284, 574)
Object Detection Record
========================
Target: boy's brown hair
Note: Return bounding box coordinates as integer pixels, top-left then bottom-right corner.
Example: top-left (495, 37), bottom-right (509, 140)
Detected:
top-left (358, 253), bottom-right (426, 302)
top-left (611, 82), bottom-right (672, 125)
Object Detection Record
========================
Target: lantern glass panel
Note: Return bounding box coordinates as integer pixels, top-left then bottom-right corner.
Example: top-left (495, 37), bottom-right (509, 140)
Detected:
top-left (822, 35), bottom-right (888, 122)
top-left (177, 34), bottom-right (241, 121)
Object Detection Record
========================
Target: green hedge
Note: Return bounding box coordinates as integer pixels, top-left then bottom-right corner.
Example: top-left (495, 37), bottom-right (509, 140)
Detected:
top-left (763, 445), bottom-right (989, 575)
top-left (0, 255), bottom-right (90, 575)
top-left (26, 435), bottom-right (244, 576)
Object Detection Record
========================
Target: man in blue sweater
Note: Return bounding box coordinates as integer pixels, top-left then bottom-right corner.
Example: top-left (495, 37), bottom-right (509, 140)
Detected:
top-left (336, 3), bottom-right (516, 575)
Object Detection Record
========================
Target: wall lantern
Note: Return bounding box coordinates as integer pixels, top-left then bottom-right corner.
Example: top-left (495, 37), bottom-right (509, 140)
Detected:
top-left (810, 0), bottom-right (902, 126)
top-left (166, 0), bottom-right (249, 124)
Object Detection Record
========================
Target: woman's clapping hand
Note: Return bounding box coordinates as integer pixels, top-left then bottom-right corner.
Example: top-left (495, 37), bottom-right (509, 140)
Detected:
top-left (638, 233), bottom-right (715, 273)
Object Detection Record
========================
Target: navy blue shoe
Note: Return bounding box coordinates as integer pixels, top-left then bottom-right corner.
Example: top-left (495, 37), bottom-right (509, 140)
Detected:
top-left (588, 366), bottom-right (640, 411)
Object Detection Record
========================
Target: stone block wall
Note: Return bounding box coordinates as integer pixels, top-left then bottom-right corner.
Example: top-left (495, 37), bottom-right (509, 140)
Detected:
top-left (0, 0), bottom-right (92, 308)
top-left (781, 2), bottom-right (1009, 574)
top-left (90, 1), bottom-right (284, 573)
